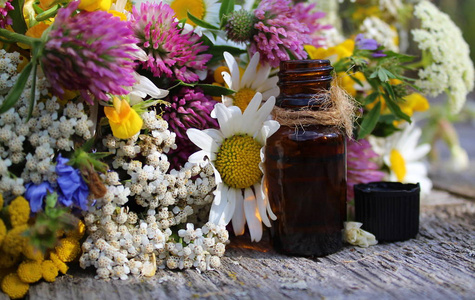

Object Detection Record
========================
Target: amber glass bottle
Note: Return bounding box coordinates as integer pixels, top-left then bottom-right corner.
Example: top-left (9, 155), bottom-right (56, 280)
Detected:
top-left (264, 60), bottom-right (347, 256)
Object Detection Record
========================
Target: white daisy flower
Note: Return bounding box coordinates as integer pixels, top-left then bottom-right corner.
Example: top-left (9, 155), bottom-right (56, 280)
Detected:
top-left (378, 124), bottom-right (433, 194)
top-left (221, 51), bottom-right (279, 112)
top-left (186, 92), bottom-right (280, 242)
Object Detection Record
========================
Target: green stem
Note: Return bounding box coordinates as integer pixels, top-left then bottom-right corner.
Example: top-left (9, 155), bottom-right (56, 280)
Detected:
top-left (0, 29), bottom-right (41, 46)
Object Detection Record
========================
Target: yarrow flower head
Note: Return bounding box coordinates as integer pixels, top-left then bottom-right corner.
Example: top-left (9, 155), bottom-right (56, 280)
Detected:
top-left (412, 0), bottom-right (475, 113)
top-left (163, 87), bottom-right (218, 168)
top-left (41, 1), bottom-right (139, 104)
top-left (187, 92), bottom-right (280, 242)
top-left (251, 0), bottom-right (310, 67)
top-left (347, 138), bottom-right (385, 202)
top-left (131, 2), bottom-right (212, 83)
top-left (0, 0), bottom-right (13, 28)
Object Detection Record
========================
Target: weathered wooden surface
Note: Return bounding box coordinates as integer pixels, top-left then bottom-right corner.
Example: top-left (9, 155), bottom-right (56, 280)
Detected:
top-left (7, 189), bottom-right (473, 300)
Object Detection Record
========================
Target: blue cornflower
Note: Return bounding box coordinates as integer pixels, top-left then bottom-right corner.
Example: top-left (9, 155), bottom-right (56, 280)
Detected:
top-left (24, 181), bottom-right (54, 213)
top-left (56, 154), bottom-right (90, 211)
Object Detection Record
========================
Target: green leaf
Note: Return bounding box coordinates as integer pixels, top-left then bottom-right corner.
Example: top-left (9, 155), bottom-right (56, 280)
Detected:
top-left (196, 84), bottom-right (235, 96)
top-left (383, 93), bottom-right (411, 122)
top-left (219, 0), bottom-right (235, 23)
top-left (35, 4), bottom-right (60, 22)
top-left (207, 45), bottom-right (246, 64)
top-left (358, 102), bottom-right (381, 139)
top-left (0, 61), bottom-right (33, 114)
top-left (382, 82), bottom-right (396, 101)
top-left (187, 12), bottom-right (219, 30)
top-left (363, 92), bottom-right (380, 106)
top-left (9, 0), bottom-right (27, 34)
top-left (27, 61), bottom-right (38, 120)
top-left (377, 68), bottom-right (388, 82)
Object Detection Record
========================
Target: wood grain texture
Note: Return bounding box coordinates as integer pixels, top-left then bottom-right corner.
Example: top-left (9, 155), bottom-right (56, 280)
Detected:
top-left (3, 190), bottom-right (474, 300)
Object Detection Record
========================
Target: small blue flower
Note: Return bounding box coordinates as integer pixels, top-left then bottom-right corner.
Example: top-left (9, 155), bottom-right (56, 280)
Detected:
top-left (355, 34), bottom-right (378, 50)
top-left (25, 181), bottom-right (53, 213)
top-left (55, 154), bottom-right (90, 210)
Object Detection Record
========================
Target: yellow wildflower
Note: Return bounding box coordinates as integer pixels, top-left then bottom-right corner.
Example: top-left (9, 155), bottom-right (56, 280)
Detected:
top-left (41, 260), bottom-right (59, 282)
top-left (22, 243), bottom-right (44, 262)
top-left (104, 97), bottom-right (143, 140)
top-left (1, 273), bottom-right (29, 299)
top-left (2, 225), bottom-right (28, 256)
top-left (393, 93), bottom-right (430, 126)
top-left (0, 251), bottom-right (20, 269)
top-left (18, 22), bottom-right (51, 49)
top-left (306, 39), bottom-right (355, 62)
top-left (79, 0), bottom-right (112, 11)
top-left (66, 220), bottom-right (86, 240)
top-left (8, 196), bottom-right (30, 227)
top-left (49, 252), bottom-right (69, 274)
top-left (55, 237), bottom-right (81, 263)
top-left (336, 72), bottom-right (366, 97)
top-left (352, 6), bottom-right (381, 23)
top-left (0, 219), bottom-right (6, 245)
top-left (17, 261), bottom-right (42, 283)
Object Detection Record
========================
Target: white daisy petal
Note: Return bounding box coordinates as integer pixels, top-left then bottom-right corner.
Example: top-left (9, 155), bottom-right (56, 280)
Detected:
top-left (209, 185), bottom-right (228, 224)
top-left (187, 128), bottom-right (219, 153)
top-left (255, 183), bottom-right (271, 227)
top-left (241, 52), bottom-right (260, 87)
top-left (222, 72), bottom-right (233, 90)
top-left (262, 86), bottom-right (280, 101)
top-left (224, 52), bottom-right (240, 89)
top-left (203, 128), bottom-right (224, 145)
top-left (188, 150), bottom-right (208, 163)
top-left (252, 64), bottom-right (272, 90)
top-left (409, 144), bottom-right (431, 161)
top-left (243, 188), bottom-right (263, 242)
top-left (223, 188), bottom-right (237, 225)
top-left (232, 190), bottom-right (246, 236)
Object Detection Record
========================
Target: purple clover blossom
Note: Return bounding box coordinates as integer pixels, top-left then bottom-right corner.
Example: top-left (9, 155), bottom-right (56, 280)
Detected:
top-left (293, 2), bottom-right (332, 48)
top-left (355, 34), bottom-right (387, 58)
top-left (25, 181), bottom-right (54, 213)
top-left (347, 138), bottom-right (385, 202)
top-left (0, 0), bottom-right (13, 28)
top-left (251, 0), bottom-right (310, 68)
top-left (41, 1), bottom-right (139, 104)
top-left (55, 154), bottom-right (90, 211)
top-left (130, 2), bottom-right (212, 83)
top-left (163, 87), bottom-right (218, 167)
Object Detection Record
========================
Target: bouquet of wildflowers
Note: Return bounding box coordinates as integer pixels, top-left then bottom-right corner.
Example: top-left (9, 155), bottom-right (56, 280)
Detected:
top-left (0, 0), bottom-right (473, 297)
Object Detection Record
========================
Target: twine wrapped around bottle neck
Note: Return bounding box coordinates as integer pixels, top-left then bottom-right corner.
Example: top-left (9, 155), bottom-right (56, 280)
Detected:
top-left (272, 84), bottom-right (357, 137)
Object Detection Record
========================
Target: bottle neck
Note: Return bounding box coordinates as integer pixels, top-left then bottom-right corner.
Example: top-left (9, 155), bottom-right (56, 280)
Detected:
top-left (276, 60), bottom-right (333, 109)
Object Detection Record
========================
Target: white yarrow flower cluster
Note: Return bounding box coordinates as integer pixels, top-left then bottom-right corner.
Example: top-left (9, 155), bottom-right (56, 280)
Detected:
top-left (412, 0), bottom-right (475, 113)
top-left (359, 16), bottom-right (399, 52)
top-left (80, 112), bottom-right (228, 279)
top-left (0, 51), bottom-right (93, 197)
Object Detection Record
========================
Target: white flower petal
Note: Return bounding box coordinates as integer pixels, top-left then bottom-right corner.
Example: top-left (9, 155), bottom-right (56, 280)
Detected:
top-left (408, 144), bottom-right (431, 161)
top-left (251, 64), bottom-right (272, 90)
top-left (241, 52), bottom-right (260, 87)
top-left (209, 185), bottom-right (228, 224)
top-left (243, 188), bottom-right (263, 242)
top-left (188, 150), bottom-right (208, 163)
top-left (224, 52), bottom-right (240, 90)
top-left (223, 187), bottom-right (237, 225)
top-left (255, 183), bottom-right (271, 227)
top-left (232, 190), bottom-right (246, 236)
top-left (222, 72), bottom-right (233, 90)
top-left (187, 128), bottom-right (219, 153)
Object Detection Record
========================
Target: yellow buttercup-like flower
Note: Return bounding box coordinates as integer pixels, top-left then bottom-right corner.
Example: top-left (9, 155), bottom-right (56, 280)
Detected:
top-left (79, 0), bottom-right (112, 11)
top-left (54, 237), bottom-right (81, 263)
top-left (41, 260), bottom-right (59, 282)
top-left (305, 39), bottom-right (355, 62)
top-left (17, 261), bottom-right (43, 283)
top-left (104, 97), bottom-right (143, 140)
top-left (8, 196), bottom-right (30, 228)
top-left (1, 273), bottom-right (29, 299)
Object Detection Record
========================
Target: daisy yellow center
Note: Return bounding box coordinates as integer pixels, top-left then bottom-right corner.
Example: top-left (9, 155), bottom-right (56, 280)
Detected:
top-left (233, 88), bottom-right (256, 112)
top-left (390, 149), bottom-right (406, 181)
top-left (214, 135), bottom-right (262, 189)
top-left (170, 0), bottom-right (205, 26)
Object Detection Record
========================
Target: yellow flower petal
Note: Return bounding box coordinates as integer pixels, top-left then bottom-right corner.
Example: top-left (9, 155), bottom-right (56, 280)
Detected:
top-left (404, 93), bottom-right (430, 112)
top-left (104, 97), bottom-right (143, 139)
top-left (79, 0), bottom-right (112, 11)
